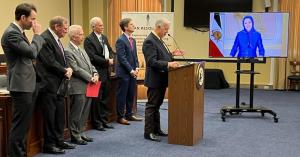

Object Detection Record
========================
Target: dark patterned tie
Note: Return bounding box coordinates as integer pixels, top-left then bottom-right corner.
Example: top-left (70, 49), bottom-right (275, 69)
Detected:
top-left (22, 32), bottom-right (30, 44)
top-left (161, 39), bottom-right (171, 54)
top-left (57, 39), bottom-right (66, 65)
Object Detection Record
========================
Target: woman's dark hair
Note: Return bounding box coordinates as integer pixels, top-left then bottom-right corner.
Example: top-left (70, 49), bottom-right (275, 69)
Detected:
top-left (15, 3), bottom-right (36, 21)
top-left (242, 15), bottom-right (255, 32)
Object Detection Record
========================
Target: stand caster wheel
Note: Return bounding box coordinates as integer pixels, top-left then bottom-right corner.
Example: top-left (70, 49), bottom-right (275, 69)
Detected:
top-left (230, 111), bottom-right (240, 115)
top-left (261, 112), bottom-right (265, 117)
top-left (221, 117), bottom-right (226, 122)
top-left (274, 117), bottom-right (278, 123)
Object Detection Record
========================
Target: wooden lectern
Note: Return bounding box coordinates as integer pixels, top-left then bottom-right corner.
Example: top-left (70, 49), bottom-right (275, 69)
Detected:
top-left (168, 62), bottom-right (205, 146)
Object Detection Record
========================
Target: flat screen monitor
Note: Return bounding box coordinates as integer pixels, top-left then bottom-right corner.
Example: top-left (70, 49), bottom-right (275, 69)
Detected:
top-left (184, 0), bottom-right (252, 27)
top-left (209, 12), bottom-right (289, 58)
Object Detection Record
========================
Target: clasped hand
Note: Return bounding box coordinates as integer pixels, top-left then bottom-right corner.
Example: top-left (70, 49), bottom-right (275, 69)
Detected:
top-left (90, 75), bottom-right (99, 83)
top-left (64, 68), bottom-right (73, 79)
top-left (130, 69), bottom-right (139, 78)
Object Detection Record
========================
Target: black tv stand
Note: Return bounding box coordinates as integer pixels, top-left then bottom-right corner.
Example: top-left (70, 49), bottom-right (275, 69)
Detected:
top-left (220, 58), bottom-right (279, 123)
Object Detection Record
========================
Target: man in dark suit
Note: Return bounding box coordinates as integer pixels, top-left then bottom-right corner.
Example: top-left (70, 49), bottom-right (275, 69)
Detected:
top-left (84, 17), bottom-right (114, 131)
top-left (36, 16), bottom-right (75, 154)
top-left (65, 25), bottom-right (98, 145)
top-left (1, 3), bottom-right (44, 156)
top-left (142, 18), bottom-right (183, 142)
top-left (115, 18), bottom-right (142, 125)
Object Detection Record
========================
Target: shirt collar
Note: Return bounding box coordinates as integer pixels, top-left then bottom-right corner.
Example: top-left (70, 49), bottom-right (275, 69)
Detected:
top-left (93, 32), bottom-right (102, 39)
top-left (70, 41), bottom-right (79, 50)
top-left (152, 31), bottom-right (162, 40)
top-left (12, 22), bottom-right (24, 33)
top-left (123, 32), bottom-right (133, 40)
top-left (48, 28), bottom-right (59, 41)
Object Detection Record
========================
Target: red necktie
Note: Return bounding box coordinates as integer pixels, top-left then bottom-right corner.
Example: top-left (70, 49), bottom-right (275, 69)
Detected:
top-left (129, 37), bottom-right (134, 50)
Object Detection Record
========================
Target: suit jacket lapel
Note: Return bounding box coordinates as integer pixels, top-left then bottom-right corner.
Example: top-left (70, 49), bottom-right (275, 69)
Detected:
top-left (80, 48), bottom-right (90, 67)
top-left (150, 32), bottom-right (172, 59)
top-left (121, 34), bottom-right (132, 50)
top-left (10, 23), bottom-right (30, 45)
top-left (46, 30), bottom-right (67, 66)
top-left (69, 43), bottom-right (89, 66)
top-left (91, 32), bottom-right (103, 49)
top-left (121, 34), bottom-right (136, 59)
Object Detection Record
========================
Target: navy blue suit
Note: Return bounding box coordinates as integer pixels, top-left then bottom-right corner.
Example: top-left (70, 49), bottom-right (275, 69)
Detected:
top-left (115, 34), bottom-right (139, 119)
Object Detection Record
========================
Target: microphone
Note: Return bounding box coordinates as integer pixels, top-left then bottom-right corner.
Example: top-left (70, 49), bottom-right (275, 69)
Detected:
top-left (168, 34), bottom-right (181, 50)
top-left (167, 34), bottom-right (191, 64)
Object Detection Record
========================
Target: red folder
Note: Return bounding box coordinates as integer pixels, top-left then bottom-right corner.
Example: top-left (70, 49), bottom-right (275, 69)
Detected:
top-left (86, 81), bottom-right (101, 97)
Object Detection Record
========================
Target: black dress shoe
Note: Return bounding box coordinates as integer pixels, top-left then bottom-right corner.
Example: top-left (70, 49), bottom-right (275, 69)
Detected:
top-left (57, 141), bottom-right (76, 149)
top-left (43, 145), bottom-right (65, 154)
top-left (156, 130), bottom-right (168, 136)
top-left (103, 123), bottom-right (114, 129)
top-left (81, 136), bottom-right (93, 142)
top-left (144, 133), bottom-right (161, 142)
top-left (71, 138), bottom-right (88, 145)
top-left (95, 126), bottom-right (106, 131)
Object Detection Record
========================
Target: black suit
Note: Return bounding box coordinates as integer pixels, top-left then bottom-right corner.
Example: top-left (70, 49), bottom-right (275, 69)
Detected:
top-left (142, 32), bottom-right (173, 134)
top-left (1, 23), bottom-right (44, 157)
top-left (84, 32), bottom-right (114, 128)
top-left (36, 29), bottom-right (68, 147)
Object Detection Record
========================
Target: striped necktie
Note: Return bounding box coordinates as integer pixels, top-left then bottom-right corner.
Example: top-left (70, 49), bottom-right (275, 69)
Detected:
top-left (58, 39), bottom-right (66, 64)
top-left (129, 37), bottom-right (134, 50)
top-left (22, 32), bottom-right (30, 44)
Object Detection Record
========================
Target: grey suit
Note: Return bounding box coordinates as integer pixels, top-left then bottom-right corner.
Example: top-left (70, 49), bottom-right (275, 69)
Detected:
top-left (2, 23), bottom-right (44, 92)
top-left (1, 23), bottom-right (44, 157)
top-left (65, 43), bottom-right (97, 140)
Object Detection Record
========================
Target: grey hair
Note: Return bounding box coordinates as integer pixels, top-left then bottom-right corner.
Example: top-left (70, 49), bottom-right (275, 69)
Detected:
top-left (49, 16), bottom-right (68, 30)
top-left (68, 25), bottom-right (82, 39)
top-left (90, 17), bottom-right (102, 29)
top-left (155, 18), bottom-right (170, 28)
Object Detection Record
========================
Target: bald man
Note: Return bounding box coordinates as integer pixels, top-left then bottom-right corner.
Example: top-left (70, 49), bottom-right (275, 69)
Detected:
top-left (84, 17), bottom-right (114, 131)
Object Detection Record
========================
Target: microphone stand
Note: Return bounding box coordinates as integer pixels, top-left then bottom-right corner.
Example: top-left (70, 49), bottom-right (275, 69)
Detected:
top-left (167, 34), bottom-right (191, 65)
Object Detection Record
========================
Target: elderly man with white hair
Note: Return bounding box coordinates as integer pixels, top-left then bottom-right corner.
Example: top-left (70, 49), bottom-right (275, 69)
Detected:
top-left (65, 25), bottom-right (98, 145)
top-left (84, 17), bottom-right (114, 131)
top-left (142, 18), bottom-right (183, 142)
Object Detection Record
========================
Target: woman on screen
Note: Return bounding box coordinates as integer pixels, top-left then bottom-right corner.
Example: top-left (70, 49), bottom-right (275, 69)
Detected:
top-left (230, 15), bottom-right (265, 58)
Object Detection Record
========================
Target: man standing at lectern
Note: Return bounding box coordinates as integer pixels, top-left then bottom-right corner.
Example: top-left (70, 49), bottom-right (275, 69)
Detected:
top-left (142, 18), bottom-right (183, 142)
